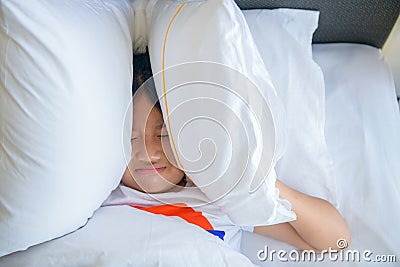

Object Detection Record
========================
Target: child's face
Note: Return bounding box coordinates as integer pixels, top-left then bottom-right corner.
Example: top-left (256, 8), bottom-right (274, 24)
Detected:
top-left (122, 92), bottom-right (185, 193)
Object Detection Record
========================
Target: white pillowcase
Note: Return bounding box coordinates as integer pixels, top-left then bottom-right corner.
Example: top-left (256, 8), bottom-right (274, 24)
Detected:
top-left (244, 9), bottom-right (338, 205)
top-left (0, 0), bottom-right (133, 256)
top-left (146, 0), bottom-right (296, 226)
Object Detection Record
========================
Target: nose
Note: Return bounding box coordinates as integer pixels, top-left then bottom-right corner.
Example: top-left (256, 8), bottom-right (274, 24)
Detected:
top-left (134, 136), bottom-right (162, 163)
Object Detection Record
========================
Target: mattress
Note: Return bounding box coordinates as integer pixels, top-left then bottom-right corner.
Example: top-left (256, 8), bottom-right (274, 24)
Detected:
top-left (241, 43), bottom-right (400, 266)
top-left (1, 44), bottom-right (399, 267)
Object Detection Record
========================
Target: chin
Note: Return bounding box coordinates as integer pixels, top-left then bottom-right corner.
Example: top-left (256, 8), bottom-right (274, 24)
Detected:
top-left (144, 184), bottom-right (175, 194)
top-left (126, 172), bottom-right (182, 194)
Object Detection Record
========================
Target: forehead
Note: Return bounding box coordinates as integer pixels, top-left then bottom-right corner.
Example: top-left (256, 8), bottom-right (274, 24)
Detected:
top-left (132, 93), bottom-right (164, 128)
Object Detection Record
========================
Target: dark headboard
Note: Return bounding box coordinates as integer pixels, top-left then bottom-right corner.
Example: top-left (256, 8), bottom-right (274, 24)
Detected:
top-left (235, 0), bottom-right (400, 48)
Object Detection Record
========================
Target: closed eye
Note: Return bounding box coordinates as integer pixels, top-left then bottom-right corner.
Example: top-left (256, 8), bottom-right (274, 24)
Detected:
top-left (131, 130), bottom-right (140, 142)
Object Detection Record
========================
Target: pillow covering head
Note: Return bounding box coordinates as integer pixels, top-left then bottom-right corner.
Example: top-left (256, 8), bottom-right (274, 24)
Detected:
top-left (146, 0), bottom-right (296, 226)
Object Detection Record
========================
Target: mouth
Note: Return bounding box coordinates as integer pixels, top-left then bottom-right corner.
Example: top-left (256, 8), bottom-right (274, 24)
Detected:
top-left (135, 166), bottom-right (166, 175)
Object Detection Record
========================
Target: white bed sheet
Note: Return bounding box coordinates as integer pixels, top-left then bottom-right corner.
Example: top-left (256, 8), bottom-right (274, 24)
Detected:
top-left (1, 43), bottom-right (399, 267)
top-left (241, 43), bottom-right (400, 266)
top-left (0, 206), bottom-right (255, 267)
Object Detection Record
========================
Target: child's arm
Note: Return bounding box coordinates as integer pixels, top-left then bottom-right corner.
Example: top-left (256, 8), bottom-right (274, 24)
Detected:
top-left (254, 221), bottom-right (318, 251)
top-left (254, 180), bottom-right (351, 252)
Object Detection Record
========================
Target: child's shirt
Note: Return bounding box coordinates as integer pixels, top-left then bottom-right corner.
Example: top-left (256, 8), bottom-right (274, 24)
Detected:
top-left (102, 182), bottom-right (253, 252)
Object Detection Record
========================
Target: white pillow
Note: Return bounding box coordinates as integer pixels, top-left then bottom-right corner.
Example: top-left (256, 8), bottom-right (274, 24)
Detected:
top-left (146, 0), bottom-right (296, 226)
top-left (244, 9), bottom-right (338, 205)
top-left (0, 0), bottom-right (133, 256)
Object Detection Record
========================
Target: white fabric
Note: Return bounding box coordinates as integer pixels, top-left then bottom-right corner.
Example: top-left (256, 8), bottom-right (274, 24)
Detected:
top-left (0, 0), bottom-right (133, 256)
top-left (241, 43), bottom-right (400, 266)
top-left (146, 0), bottom-right (295, 226)
top-left (0, 206), bottom-right (256, 267)
top-left (244, 9), bottom-right (337, 205)
top-left (103, 184), bottom-right (246, 252)
top-left (132, 0), bottom-right (148, 53)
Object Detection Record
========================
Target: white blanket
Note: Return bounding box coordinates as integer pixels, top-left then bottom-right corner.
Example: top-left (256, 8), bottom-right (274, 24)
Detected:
top-left (0, 206), bottom-right (255, 267)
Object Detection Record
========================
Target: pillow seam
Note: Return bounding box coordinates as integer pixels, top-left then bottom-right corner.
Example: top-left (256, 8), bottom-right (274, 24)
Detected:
top-left (1, 3), bottom-right (11, 164)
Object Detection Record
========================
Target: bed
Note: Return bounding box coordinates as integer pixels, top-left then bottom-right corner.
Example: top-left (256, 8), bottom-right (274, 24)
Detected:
top-left (1, 0), bottom-right (399, 266)
top-left (241, 43), bottom-right (400, 266)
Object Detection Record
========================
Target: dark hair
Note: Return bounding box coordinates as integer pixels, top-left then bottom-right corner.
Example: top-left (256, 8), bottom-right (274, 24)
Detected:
top-left (132, 49), bottom-right (162, 112)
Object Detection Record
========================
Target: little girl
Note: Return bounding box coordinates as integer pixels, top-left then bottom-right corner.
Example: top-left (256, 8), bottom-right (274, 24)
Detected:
top-left (104, 52), bottom-right (350, 253)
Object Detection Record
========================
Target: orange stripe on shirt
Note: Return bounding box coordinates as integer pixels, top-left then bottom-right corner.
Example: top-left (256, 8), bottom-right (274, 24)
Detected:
top-left (132, 203), bottom-right (214, 231)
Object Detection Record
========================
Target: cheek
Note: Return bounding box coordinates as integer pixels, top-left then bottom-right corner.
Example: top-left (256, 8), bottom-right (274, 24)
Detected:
top-left (165, 166), bottom-right (185, 185)
top-left (162, 139), bottom-right (178, 166)
top-left (121, 167), bottom-right (141, 190)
